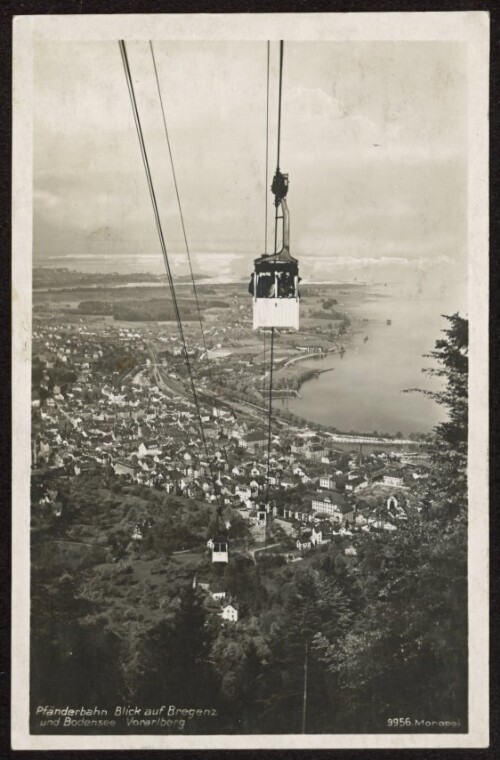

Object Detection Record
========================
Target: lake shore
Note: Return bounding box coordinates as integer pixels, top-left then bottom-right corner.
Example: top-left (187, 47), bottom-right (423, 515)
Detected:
top-left (287, 286), bottom-right (449, 436)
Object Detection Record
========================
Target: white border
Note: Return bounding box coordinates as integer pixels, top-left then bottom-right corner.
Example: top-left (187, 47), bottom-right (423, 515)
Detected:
top-left (12, 11), bottom-right (490, 750)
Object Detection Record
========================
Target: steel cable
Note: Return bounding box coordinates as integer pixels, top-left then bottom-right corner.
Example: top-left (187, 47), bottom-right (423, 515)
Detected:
top-left (118, 40), bottom-right (223, 515)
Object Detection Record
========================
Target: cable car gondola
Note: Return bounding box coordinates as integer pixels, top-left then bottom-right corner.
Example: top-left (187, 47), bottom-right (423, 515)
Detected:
top-left (208, 492), bottom-right (229, 563)
top-left (249, 38), bottom-right (300, 331)
top-left (209, 534), bottom-right (229, 563)
top-left (250, 170), bottom-right (299, 330)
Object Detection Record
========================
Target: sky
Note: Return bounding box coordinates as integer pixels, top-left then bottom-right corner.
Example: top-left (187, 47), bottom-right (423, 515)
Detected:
top-left (33, 39), bottom-right (468, 307)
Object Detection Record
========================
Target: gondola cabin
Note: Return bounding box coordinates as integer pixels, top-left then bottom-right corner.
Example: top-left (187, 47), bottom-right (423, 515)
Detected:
top-left (251, 254), bottom-right (299, 329)
top-left (210, 535), bottom-right (229, 564)
top-left (249, 188), bottom-right (299, 330)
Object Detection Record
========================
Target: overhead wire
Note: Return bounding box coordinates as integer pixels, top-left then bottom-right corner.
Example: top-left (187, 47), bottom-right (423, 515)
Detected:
top-left (265, 325), bottom-right (275, 504)
top-left (262, 41), bottom-right (270, 439)
top-left (118, 39), bottom-right (223, 514)
top-left (265, 39), bottom-right (285, 504)
top-left (149, 41), bottom-right (213, 376)
top-left (276, 40), bottom-right (284, 172)
top-left (149, 40), bottom-right (232, 514)
top-left (264, 40), bottom-right (270, 256)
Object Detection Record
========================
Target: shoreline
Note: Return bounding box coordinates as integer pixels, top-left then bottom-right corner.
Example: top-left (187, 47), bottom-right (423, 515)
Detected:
top-left (296, 366), bottom-right (334, 393)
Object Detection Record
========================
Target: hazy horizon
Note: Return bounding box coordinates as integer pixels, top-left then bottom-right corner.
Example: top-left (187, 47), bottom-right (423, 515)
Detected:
top-left (34, 39), bottom-right (469, 309)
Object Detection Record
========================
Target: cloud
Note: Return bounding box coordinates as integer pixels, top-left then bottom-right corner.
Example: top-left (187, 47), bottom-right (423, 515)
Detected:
top-left (33, 38), bottom-right (468, 306)
top-left (288, 84), bottom-right (347, 121)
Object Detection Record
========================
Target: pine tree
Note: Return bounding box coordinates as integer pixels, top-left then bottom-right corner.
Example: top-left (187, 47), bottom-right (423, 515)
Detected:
top-left (261, 568), bottom-right (352, 732)
top-left (408, 313), bottom-right (468, 518)
top-left (132, 582), bottom-right (217, 711)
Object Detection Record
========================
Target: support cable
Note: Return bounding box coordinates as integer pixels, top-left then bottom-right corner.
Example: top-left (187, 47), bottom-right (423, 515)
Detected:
top-left (302, 640), bottom-right (308, 734)
top-left (149, 42), bottom-right (212, 374)
top-left (265, 326), bottom-right (275, 504)
top-left (264, 41), bottom-right (270, 255)
top-left (276, 39), bottom-right (284, 172)
top-left (265, 40), bottom-right (285, 504)
top-left (263, 41), bottom-right (270, 432)
top-left (118, 40), bottom-right (223, 514)
top-left (150, 40), bottom-right (239, 500)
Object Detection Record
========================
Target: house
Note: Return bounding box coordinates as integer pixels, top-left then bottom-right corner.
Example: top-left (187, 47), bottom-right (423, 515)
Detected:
top-left (369, 518), bottom-right (398, 532)
top-left (137, 442), bottom-right (162, 459)
top-left (305, 443), bottom-right (327, 461)
top-left (319, 474), bottom-right (336, 490)
top-left (296, 532), bottom-right (312, 551)
top-left (209, 588), bottom-right (227, 601)
top-left (311, 521), bottom-right (335, 546)
top-left (339, 502), bottom-right (355, 524)
top-left (311, 490), bottom-right (348, 517)
top-left (221, 602), bottom-right (239, 623)
top-left (268, 471), bottom-right (280, 486)
top-left (163, 476), bottom-right (175, 493)
top-left (131, 525), bottom-right (143, 541)
top-left (345, 476), bottom-right (368, 493)
top-left (235, 485), bottom-right (252, 502)
top-left (312, 491), bottom-right (355, 524)
top-left (113, 460), bottom-right (136, 478)
top-left (245, 431), bottom-right (267, 451)
top-left (382, 469), bottom-right (405, 487)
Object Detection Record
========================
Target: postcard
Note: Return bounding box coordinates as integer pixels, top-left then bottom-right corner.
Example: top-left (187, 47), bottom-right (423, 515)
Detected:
top-left (11, 11), bottom-right (489, 750)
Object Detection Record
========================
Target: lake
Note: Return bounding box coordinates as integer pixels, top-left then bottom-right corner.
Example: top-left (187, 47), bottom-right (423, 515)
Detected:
top-left (287, 287), bottom-right (463, 436)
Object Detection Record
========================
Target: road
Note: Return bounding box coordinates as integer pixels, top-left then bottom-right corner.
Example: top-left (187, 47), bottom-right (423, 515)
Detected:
top-left (249, 542), bottom-right (281, 563)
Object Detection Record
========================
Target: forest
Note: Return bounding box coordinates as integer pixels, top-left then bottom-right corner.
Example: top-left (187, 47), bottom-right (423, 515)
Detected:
top-left (30, 315), bottom-right (468, 735)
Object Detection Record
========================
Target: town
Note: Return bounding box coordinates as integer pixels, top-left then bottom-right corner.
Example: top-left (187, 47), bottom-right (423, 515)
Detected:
top-left (31, 273), bottom-right (431, 628)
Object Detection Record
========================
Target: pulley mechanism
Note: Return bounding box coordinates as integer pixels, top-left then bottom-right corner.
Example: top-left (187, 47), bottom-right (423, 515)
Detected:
top-left (271, 169), bottom-right (289, 207)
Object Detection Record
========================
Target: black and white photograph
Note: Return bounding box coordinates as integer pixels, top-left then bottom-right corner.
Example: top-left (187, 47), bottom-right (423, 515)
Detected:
top-left (11, 12), bottom-right (489, 751)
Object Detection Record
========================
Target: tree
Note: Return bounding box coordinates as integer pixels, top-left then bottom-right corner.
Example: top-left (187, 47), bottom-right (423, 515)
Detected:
top-left (407, 313), bottom-right (468, 518)
top-left (259, 568), bottom-right (352, 733)
top-left (210, 630), bottom-right (270, 732)
top-left (132, 582), bottom-right (218, 713)
top-left (223, 556), bottom-right (268, 614)
top-left (314, 512), bottom-right (467, 731)
top-left (30, 570), bottom-right (125, 715)
top-left (313, 315), bottom-right (469, 731)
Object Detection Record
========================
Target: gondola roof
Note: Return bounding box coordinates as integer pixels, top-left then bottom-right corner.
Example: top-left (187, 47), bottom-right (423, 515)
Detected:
top-left (253, 249), bottom-right (298, 266)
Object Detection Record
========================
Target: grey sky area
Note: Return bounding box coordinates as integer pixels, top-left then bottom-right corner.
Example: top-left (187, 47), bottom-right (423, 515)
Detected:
top-left (34, 40), bottom-right (468, 306)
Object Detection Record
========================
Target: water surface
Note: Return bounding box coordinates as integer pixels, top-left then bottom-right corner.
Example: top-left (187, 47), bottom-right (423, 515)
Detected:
top-left (288, 289), bottom-right (461, 436)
